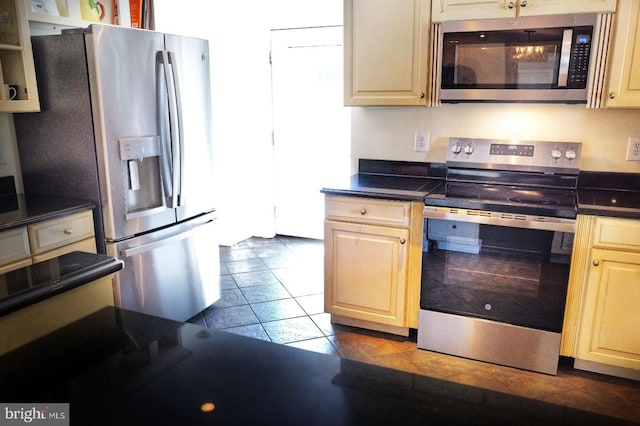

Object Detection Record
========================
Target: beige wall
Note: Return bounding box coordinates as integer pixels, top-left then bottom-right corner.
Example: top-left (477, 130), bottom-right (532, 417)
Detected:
top-left (351, 103), bottom-right (640, 173)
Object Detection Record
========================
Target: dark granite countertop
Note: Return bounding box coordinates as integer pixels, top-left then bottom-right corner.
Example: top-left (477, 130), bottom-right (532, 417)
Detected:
top-left (321, 159), bottom-right (445, 202)
top-left (0, 251), bottom-right (123, 316)
top-left (0, 193), bottom-right (95, 232)
top-left (321, 162), bottom-right (640, 221)
top-left (0, 306), bottom-right (633, 426)
top-left (578, 172), bottom-right (640, 220)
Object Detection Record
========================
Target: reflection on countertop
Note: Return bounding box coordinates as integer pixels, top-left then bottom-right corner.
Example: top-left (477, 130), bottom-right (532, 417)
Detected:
top-left (0, 306), bottom-right (634, 425)
top-left (578, 171), bottom-right (640, 219)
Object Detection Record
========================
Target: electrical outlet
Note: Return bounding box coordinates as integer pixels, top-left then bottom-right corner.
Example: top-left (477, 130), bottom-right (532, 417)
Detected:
top-left (414, 131), bottom-right (429, 152)
top-left (626, 137), bottom-right (640, 161)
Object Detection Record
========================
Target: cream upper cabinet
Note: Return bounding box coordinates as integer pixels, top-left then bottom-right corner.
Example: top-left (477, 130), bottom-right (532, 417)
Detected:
top-left (324, 196), bottom-right (424, 335)
top-left (604, 0), bottom-right (640, 108)
top-left (563, 215), bottom-right (640, 374)
top-left (344, 0), bottom-right (431, 106)
top-left (0, 0), bottom-right (39, 112)
top-left (432, 0), bottom-right (617, 22)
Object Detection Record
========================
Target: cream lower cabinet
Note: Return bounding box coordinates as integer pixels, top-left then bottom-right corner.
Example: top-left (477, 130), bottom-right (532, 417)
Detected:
top-left (324, 196), bottom-right (423, 335)
top-left (0, 274), bottom-right (115, 354)
top-left (0, 226), bottom-right (32, 274)
top-left (0, 209), bottom-right (96, 274)
top-left (28, 209), bottom-right (96, 262)
top-left (563, 215), bottom-right (640, 378)
top-left (577, 248), bottom-right (640, 369)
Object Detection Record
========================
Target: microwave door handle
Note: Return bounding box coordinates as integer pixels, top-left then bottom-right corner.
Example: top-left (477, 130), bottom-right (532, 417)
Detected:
top-left (558, 29), bottom-right (573, 88)
top-left (156, 52), bottom-right (174, 206)
top-left (167, 51), bottom-right (184, 207)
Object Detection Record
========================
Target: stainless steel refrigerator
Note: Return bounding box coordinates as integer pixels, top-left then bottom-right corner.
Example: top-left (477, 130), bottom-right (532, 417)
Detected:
top-left (14, 25), bottom-right (220, 322)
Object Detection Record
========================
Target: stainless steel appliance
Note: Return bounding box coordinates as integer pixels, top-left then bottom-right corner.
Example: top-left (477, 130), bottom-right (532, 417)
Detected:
top-left (419, 138), bottom-right (581, 375)
top-left (14, 25), bottom-right (220, 322)
top-left (438, 14), bottom-right (601, 103)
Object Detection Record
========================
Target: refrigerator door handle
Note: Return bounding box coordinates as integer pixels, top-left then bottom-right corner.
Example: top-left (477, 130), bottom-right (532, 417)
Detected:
top-left (157, 51), bottom-right (176, 207)
top-left (158, 50), bottom-right (182, 209)
top-left (120, 218), bottom-right (214, 258)
top-left (167, 50), bottom-right (185, 207)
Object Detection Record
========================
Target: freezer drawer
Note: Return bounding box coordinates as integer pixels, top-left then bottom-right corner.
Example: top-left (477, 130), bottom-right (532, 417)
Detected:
top-left (109, 212), bottom-right (220, 321)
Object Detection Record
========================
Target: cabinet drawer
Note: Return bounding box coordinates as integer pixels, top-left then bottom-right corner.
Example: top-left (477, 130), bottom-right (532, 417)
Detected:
top-left (325, 196), bottom-right (411, 227)
top-left (32, 237), bottom-right (97, 264)
top-left (0, 227), bottom-right (31, 267)
top-left (593, 217), bottom-right (640, 250)
top-left (28, 210), bottom-right (95, 255)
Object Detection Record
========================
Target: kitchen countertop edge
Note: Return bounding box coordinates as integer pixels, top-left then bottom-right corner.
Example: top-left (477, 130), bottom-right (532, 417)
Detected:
top-left (0, 253), bottom-right (124, 317)
top-left (0, 194), bottom-right (95, 232)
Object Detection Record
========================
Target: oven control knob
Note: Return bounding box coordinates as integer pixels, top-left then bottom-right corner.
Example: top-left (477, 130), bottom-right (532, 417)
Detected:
top-left (464, 144), bottom-right (474, 155)
top-left (551, 148), bottom-right (562, 160)
top-left (565, 149), bottom-right (577, 160)
top-left (451, 143), bottom-right (462, 155)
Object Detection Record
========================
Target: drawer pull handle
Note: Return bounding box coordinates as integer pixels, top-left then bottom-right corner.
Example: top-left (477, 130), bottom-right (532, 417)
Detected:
top-left (400, 238), bottom-right (406, 244)
top-left (360, 208), bottom-right (367, 215)
top-left (593, 260), bottom-right (599, 267)
top-left (63, 228), bottom-right (74, 235)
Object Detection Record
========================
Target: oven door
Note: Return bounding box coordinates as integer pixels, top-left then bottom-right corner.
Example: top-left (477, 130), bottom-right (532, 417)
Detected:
top-left (421, 208), bottom-right (575, 332)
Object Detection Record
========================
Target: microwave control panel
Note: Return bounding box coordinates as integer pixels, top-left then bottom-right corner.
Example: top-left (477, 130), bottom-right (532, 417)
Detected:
top-left (568, 32), bottom-right (592, 88)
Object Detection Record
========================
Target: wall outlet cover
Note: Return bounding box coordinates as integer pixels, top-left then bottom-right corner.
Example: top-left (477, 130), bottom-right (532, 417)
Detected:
top-left (626, 137), bottom-right (640, 161)
top-left (415, 131), bottom-right (429, 152)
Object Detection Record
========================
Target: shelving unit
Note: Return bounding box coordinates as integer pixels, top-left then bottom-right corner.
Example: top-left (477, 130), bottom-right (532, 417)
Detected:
top-left (27, 0), bottom-right (129, 29)
top-left (26, 1), bottom-right (154, 35)
top-left (0, 0), bottom-right (39, 112)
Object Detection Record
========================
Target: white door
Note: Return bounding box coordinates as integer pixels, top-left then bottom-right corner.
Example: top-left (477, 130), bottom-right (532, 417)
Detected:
top-left (270, 26), bottom-right (351, 240)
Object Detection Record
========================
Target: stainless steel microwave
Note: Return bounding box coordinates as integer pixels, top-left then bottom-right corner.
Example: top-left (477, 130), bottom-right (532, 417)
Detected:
top-left (439, 14), bottom-right (599, 103)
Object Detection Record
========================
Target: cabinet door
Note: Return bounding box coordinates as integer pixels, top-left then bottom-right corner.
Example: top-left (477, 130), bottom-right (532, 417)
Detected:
top-left (0, 227), bottom-right (31, 269)
top-left (324, 220), bottom-right (409, 327)
top-left (519, 0), bottom-right (616, 16)
top-left (344, 0), bottom-right (430, 106)
top-left (0, 0), bottom-right (39, 112)
top-left (576, 248), bottom-right (640, 370)
top-left (432, 0), bottom-right (512, 21)
top-left (604, 0), bottom-right (640, 108)
top-left (432, 0), bottom-right (616, 21)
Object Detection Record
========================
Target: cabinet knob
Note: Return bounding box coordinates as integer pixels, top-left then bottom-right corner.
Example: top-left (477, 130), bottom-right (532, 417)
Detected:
top-left (400, 239), bottom-right (406, 245)
top-left (593, 259), bottom-right (600, 267)
top-left (520, 0), bottom-right (528, 7)
top-left (608, 92), bottom-right (616, 99)
top-left (64, 228), bottom-right (73, 235)
top-left (507, 1), bottom-right (515, 9)
top-left (419, 92), bottom-right (425, 99)
top-left (360, 208), bottom-right (367, 215)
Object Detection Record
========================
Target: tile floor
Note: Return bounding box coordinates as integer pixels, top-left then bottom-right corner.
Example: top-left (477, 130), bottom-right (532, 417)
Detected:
top-left (188, 235), bottom-right (640, 423)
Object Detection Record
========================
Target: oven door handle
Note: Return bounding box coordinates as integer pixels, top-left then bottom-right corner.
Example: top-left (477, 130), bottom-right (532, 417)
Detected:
top-left (423, 206), bottom-right (576, 233)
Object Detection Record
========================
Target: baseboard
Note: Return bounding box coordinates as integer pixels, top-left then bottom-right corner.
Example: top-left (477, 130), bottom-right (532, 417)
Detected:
top-left (330, 314), bottom-right (409, 337)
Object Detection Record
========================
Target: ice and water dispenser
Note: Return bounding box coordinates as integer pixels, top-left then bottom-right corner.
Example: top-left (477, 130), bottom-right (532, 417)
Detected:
top-left (119, 136), bottom-right (167, 218)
